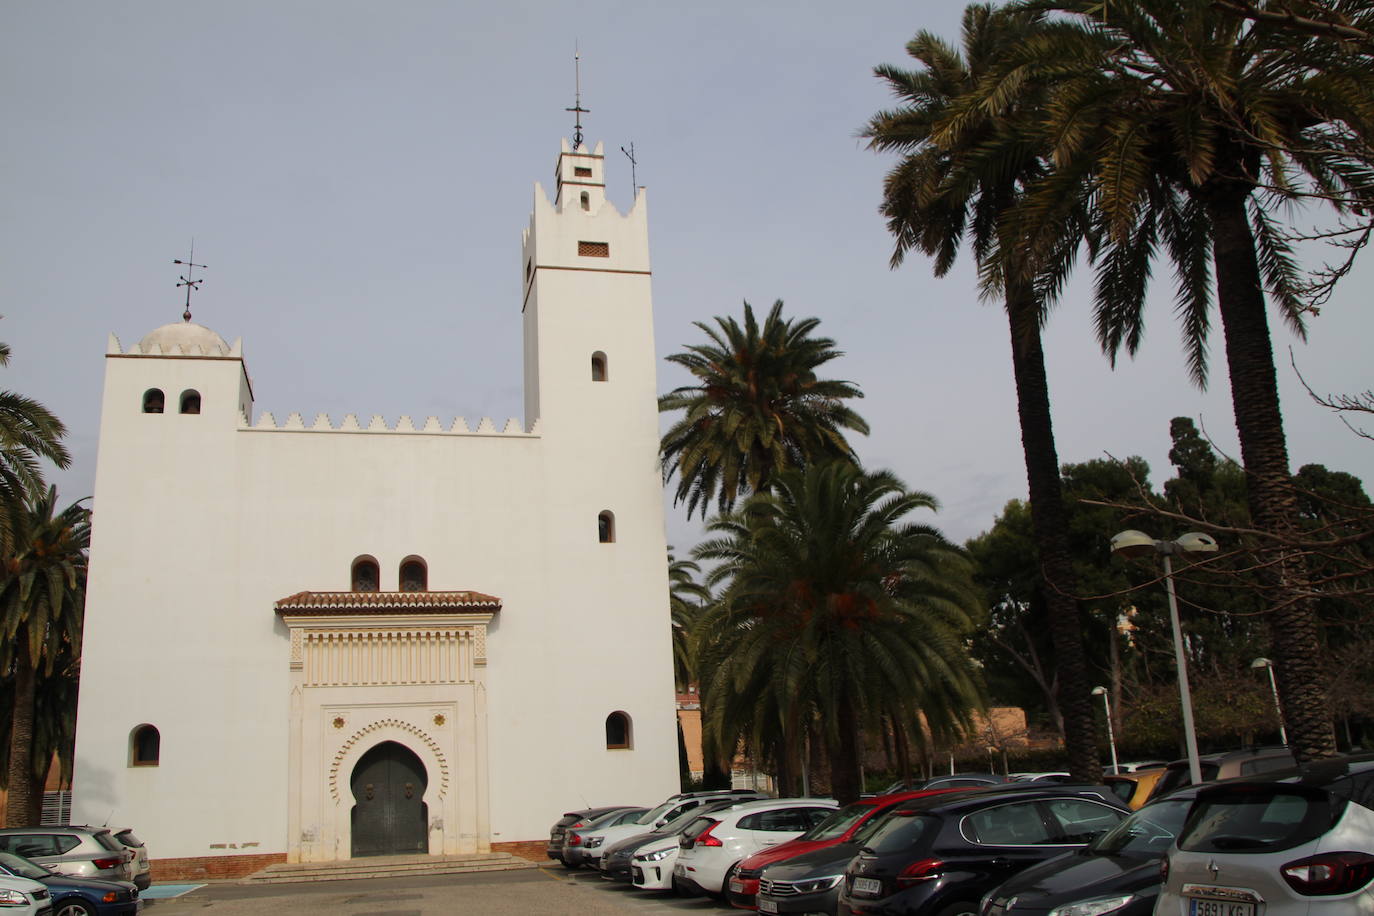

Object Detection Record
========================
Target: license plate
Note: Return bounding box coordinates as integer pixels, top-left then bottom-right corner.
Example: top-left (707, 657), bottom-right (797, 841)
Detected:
top-left (1189, 899), bottom-right (1255, 916)
top-left (729, 879), bottom-right (745, 893)
top-left (759, 899), bottom-right (778, 914)
top-left (853, 876), bottom-right (883, 896)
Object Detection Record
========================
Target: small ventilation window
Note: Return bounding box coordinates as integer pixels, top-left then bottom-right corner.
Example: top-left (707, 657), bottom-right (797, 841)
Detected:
top-left (605, 712), bottom-right (632, 749)
top-left (179, 390), bottom-right (201, 414)
top-left (130, 725), bottom-right (160, 767)
top-left (351, 556), bottom-right (380, 592)
top-left (399, 557), bottom-right (428, 592)
top-left (142, 389), bottom-right (165, 414)
top-left (580, 191), bottom-right (590, 211)
top-left (578, 241), bottom-right (610, 258)
top-left (598, 511), bottom-right (615, 544)
top-left (574, 166), bottom-right (593, 178)
top-left (591, 352), bottom-right (607, 382)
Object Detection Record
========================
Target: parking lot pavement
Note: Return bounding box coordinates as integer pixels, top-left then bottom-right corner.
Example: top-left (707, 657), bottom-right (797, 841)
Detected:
top-left (141, 866), bottom-right (738, 915)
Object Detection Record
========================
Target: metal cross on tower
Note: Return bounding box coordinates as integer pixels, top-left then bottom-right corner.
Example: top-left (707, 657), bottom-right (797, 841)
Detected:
top-left (566, 45), bottom-right (589, 149)
top-left (173, 242), bottom-right (207, 323)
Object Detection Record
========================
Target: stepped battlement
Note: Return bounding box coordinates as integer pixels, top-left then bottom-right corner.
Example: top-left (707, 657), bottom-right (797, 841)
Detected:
top-left (241, 411), bottom-right (538, 436)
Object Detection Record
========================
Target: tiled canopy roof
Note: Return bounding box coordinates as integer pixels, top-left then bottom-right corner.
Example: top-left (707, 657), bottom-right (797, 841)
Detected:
top-left (274, 591), bottom-right (501, 616)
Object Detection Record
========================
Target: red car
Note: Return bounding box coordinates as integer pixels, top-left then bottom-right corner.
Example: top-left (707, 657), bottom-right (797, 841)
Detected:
top-left (726, 788), bottom-right (969, 910)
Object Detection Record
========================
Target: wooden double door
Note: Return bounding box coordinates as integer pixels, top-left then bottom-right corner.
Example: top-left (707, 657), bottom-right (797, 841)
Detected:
top-left (350, 741), bottom-right (428, 857)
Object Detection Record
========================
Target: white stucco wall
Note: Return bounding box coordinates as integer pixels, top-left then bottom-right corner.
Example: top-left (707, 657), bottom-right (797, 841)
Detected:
top-left (72, 139), bottom-right (679, 862)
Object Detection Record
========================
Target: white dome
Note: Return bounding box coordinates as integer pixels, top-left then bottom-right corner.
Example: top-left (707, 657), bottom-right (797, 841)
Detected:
top-left (137, 320), bottom-right (231, 356)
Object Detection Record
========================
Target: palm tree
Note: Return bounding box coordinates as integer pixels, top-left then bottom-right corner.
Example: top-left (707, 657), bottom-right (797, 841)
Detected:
top-left (667, 549), bottom-right (710, 691)
top-left (694, 462), bottom-right (985, 803)
top-left (998, 0), bottom-right (1374, 761)
top-left (659, 300), bottom-right (870, 519)
top-left (1, 487), bottom-right (89, 826)
top-left (0, 342), bottom-right (70, 555)
top-left (863, 4), bottom-right (1105, 781)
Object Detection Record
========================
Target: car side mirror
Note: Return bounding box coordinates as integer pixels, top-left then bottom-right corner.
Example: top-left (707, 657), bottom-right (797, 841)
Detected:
top-left (655, 819), bottom-right (667, 828)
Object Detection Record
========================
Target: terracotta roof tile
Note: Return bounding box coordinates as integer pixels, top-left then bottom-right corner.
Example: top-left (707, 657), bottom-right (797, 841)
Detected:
top-left (274, 590), bottom-right (501, 615)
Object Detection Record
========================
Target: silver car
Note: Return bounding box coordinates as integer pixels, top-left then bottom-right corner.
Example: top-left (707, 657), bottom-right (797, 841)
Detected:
top-left (1157, 753), bottom-right (1374, 915)
top-left (0, 827), bottom-right (132, 884)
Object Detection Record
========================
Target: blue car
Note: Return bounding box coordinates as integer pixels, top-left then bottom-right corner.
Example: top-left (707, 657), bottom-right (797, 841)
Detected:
top-left (0, 852), bottom-right (140, 916)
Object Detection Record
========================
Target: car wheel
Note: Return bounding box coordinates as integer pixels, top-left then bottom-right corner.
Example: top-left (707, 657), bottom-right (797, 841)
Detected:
top-left (54, 901), bottom-right (97, 916)
top-left (559, 858), bottom-right (580, 869)
top-left (933, 903), bottom-right (980, 916)
top-left (714, 862), bottom-right (740, 900)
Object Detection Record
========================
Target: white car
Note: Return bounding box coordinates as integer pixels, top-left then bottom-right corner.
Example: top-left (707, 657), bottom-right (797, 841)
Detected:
top-left (630, 834), bottom-right (682, 891)
top-left (673, 797), bottom-right (837, 897)
top-left (588, 790), bottom-right (764, 872)
top-left (0, 873), bottom-right (52, 915)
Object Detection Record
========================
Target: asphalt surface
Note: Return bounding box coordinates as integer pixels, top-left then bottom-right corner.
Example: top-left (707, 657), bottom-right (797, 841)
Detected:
top-left (141, 865), bottom-right (740, 915)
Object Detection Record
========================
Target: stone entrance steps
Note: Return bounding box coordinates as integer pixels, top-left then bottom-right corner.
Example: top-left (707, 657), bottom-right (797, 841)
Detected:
top-left (243, 852), bottom-right (538, 884)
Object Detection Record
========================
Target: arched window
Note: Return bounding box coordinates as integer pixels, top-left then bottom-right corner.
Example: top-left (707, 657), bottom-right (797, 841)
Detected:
top-left (130, 725), bottom-right (160, 766)
top-left (399, 557), bottom-right (428, 592)
top-left (179, 389), bottom-right (201, 414)
top-left (591, 352), bottom-right (607, 381)
top-left (605, 712), bottom-right (632, 749)
top-left (351, 556), bottom-right (380, 592)
top-left (598, 511), bottom-right (615, 544)
top-left (142, 389), bottom-right (165, 414)
top-left (580, 191), bottom-right (590, 211)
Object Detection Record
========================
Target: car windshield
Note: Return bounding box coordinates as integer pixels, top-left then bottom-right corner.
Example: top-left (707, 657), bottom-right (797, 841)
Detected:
top-left (0, 853), bottom-right (51, 881)
top-left (659, 806), bottom-right (715, 834)
top-left (114, 830), bottom-right (144, 848)
top-left (637, 801), bottom-right (676, 825)
top-left (801, 802), bottom-right (877, 842)
top-left (1089, 798), bottom-right (1192, 856)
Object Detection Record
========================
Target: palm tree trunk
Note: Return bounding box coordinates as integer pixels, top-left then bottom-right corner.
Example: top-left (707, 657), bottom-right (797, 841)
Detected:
top-left (827, 699), bottom-right (864, 804)
top-left (1205, 187), bottom-right (1338, 762)
top-left (1004, 290), bottom-right (1101, 782)
top-left (6, 636), bottom-right (36, 827)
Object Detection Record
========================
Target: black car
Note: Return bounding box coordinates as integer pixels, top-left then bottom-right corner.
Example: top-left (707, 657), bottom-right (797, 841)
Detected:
top-left (598, 798), bottom-right (744, 883)
top-left (838, 786), bottom-right (1129, 916)
top-left (0, 851), bottom-right (141, 916)
top-left (547, 806), bottom-right (635, 864)
top-left (757, 835), bottom-right (879, 915)
top-left (980, 786), bottom-right (1200, 916)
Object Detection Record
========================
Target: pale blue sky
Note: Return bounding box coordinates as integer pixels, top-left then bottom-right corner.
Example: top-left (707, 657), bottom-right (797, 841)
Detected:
top-left (4, 1), bottom-right (1370, 554)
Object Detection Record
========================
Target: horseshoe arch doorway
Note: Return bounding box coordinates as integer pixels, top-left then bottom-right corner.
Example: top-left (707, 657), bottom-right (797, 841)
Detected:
top-left (350, 741), bottom-right (429, 857)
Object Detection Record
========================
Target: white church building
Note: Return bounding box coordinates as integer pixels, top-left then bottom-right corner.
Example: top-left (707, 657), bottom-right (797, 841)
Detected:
top-left (72, 138), bottom-right (680, 878)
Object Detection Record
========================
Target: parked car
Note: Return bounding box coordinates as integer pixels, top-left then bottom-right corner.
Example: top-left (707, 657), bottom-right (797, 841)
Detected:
top-left (1103, 768), bottom-right (1166, 810)
top-left (588, 790), bottom-right (768, 876)
top-left (0, 872), bottom-right (51, 916)
top-left (837, 785), bottom-right (1130, 916)
top-left (109, 830), bottom-right (149, 892)
top-left (1114, 760), bottom-right (1168, 773)
top-left (599, 799), bottom-right (747, 883)
top-left (674, 797), bottom-right (838, 898)
top-left (882, 774), bottom-right (1010, 794)
top-left (547, 806), bottom-right (635, 865)
top-left (1146, 746), bottom-right (1295, 802)
top-left (731, 788), bottom-right (979, 910)
top-left (0, 829), bottom-right (131, 885)
top-left (630, 833), bottom-right (684, 891)
top-left (561, 807), bottom-right (647, 868)
top-left (980, 785), bottom-right (1200, 916)
top-left (0, 852), bottom-right (140, 916)
top-left (1156, 753), bottom-right (1374, 915)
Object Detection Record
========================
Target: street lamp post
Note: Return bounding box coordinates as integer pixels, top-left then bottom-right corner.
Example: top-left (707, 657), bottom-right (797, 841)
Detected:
top-left (1091, 686), bottom-right (1119, 775)
top-left (1110, 530), bottom-right (1218, 787)
top-left (1251, 657), bottom-right (1288, 747)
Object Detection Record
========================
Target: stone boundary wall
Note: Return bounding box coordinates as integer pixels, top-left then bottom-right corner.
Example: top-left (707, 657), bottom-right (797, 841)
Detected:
top-left (491, 840), bottom-right (546, 863)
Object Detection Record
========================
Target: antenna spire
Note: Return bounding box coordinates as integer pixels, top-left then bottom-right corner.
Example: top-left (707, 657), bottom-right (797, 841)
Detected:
top-left (566, 44), bottom-right (589, 149)
top-left (621, 142), bottom-right (638, 195)
top-left (173, 241), bottom-right (207, 322)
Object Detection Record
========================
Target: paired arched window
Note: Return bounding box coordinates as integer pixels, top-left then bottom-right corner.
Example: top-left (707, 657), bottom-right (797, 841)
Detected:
top-left (605, 712), bottom-right (632, 749)
top-left (591, 352), bottom-right (608, 381)
top-left (130, 725), bottom-right (160, 766)
top-left (598, 511), bottom-right (615, 544)
top-left (179, 389), bottom-right (201, 414)
top-left (399, 557), bottom-right (428, 592)
top-left (142, 389), bottom-right (165, 414)
top-left (351, 556), bottom-right (380, 592)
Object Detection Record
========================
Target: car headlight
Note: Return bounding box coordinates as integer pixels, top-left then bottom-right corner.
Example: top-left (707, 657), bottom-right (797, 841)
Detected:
top-left (585, 837), bottom-right (603, 848)
top-left (791, 875), bottom-right (843, 894)
top-left (1048, 895), bottom-right (1136, 916)
top-left (0, 888), bottom-right (31, 907)
top-left (639, 848), bottom-right (675, 862)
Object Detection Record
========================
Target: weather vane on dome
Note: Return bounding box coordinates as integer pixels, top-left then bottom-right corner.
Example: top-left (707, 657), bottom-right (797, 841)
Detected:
top-left (566, 43), bottom-right (589, 149)
top-left (173, 241), bottom-right (207, 323)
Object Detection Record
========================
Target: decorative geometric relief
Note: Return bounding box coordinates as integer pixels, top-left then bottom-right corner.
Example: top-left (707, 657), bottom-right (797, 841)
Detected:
top-left (328, 718), bottom-right (450, 802)
top-left (290, 630), bottom-right (303, 670)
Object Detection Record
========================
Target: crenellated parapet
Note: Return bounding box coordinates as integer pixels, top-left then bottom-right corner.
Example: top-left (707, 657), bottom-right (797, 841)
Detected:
top-left (108, 330), bottom-right (242, 358)
top-left (240, 410), bottom-right (538, 437)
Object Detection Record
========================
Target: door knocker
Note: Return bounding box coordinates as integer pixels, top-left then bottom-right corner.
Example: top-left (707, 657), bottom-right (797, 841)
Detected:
top-left (404, 782), bottom-right (414, 799)
top-left (364, 783), bottom-right (374, 801)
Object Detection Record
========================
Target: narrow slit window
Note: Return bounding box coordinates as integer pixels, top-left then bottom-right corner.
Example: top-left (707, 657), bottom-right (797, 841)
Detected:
top-left (580, 191), bottom-right (590, 211)
top-left (591, 352), bottom-right (607, 381)
top-left (578, 241), bottom-right (610, 258)
top-left (598, 511), bottom-right (615, 544)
